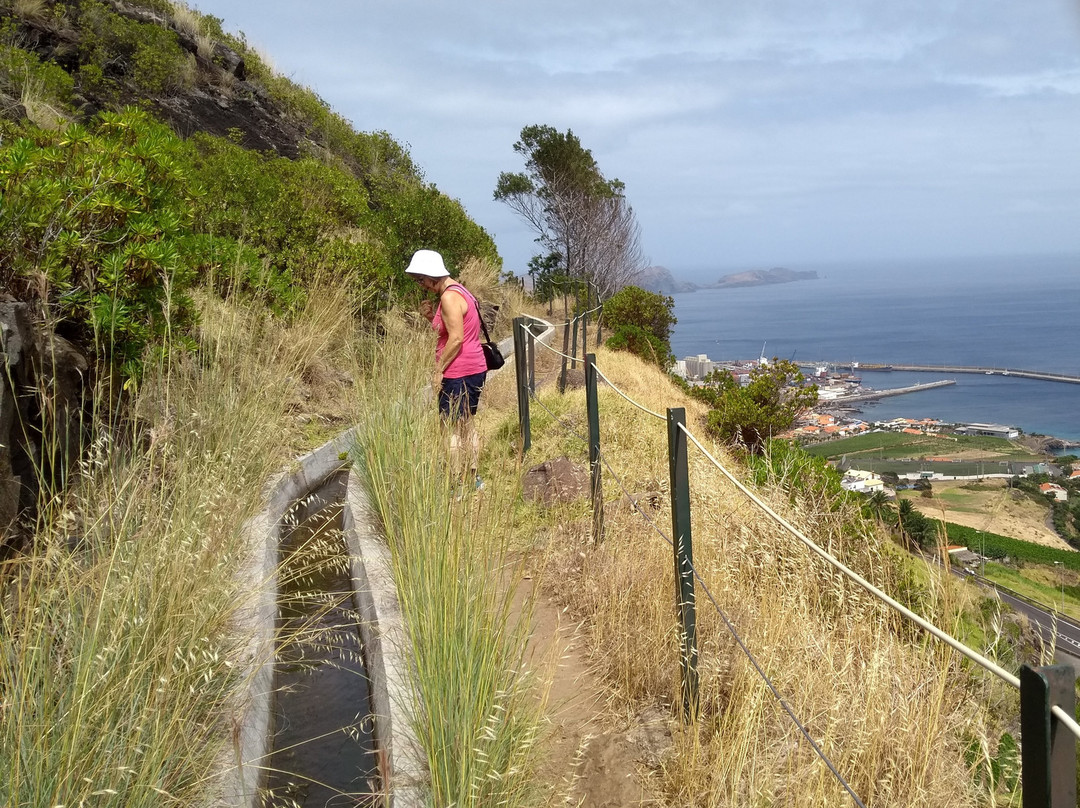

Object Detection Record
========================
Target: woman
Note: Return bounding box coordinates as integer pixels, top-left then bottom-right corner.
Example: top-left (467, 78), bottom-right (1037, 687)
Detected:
top-left (406, 249), bottom-right (487, 486)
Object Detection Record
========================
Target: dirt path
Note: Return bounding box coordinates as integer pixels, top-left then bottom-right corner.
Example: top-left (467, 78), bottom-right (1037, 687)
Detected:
top-left (515, 576), bottom-right (664, 807)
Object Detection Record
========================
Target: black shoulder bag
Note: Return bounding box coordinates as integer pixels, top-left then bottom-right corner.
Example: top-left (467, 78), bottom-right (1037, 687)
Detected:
top-left (477, 308), bottom-right (505, 370)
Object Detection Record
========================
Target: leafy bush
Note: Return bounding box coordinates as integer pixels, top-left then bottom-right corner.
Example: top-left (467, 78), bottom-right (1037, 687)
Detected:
top-left (0, 39), bottom-right (75, 106)
top-left (0, 108), bottom-right (202, 375)
top-left (74, 0), bottom-right (192, 96)
top-left (604, 323), bottom-right (671, 367)
top-left (601, 285), bottom-right (675, 367)
top-left (693, 359), bottom-right (818, 454)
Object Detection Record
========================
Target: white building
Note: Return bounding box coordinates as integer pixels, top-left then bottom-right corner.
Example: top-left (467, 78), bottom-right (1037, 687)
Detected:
top-left (841, 469), bottom-right (886, 494)
top-left (1040, 483), bottom-right (1068, 502)
top-left (683, 354), bottom-right (716, 380)
top-left (956, 423), bottom-right (1020, 439)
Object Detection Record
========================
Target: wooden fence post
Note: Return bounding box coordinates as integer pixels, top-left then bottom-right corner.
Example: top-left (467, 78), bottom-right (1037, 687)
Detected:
top-left (667, 407), bottom-right (699, 721)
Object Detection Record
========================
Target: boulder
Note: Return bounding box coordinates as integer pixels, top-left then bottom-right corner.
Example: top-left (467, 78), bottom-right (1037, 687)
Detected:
top-left (521, 456), bottom-right (589, 507)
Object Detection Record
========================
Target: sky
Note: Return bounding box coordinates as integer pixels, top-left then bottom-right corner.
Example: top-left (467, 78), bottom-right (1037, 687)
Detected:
top-left (195, 0), bottom-right (1080, 280)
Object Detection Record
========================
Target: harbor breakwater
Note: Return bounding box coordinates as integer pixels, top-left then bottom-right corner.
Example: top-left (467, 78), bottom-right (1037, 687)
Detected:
top-left (809, 363), bottom-right (1080, 386)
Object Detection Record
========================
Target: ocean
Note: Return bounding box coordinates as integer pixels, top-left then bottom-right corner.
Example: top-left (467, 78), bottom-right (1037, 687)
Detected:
top-left (668, 253), bottom-right (1080, 441)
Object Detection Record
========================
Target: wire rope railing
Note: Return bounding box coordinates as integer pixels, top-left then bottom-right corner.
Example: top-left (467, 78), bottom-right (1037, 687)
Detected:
top-left (509, 316), bottom-right (1079, 803)
top-left (526, 376), bottom-right (867, 807)
top-left (522, 300), bottom-right (603, 329)
top-left (674, 423), bottom-right (1080, 741)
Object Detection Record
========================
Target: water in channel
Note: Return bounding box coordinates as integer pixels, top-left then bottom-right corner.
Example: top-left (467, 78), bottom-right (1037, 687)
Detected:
top-left (263, 472), bottom-right (380, 807)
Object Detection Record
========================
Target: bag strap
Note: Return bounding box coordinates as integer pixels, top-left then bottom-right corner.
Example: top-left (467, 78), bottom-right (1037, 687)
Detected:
top-left (446, 283), bottom-right (494, 342)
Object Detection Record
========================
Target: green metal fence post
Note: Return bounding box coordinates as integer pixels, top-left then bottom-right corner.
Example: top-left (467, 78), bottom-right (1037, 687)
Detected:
top-left (582, 285), bottom-right (590, 357)
top-left (513, 317), bottom-right (531, 454)
top-left (666, 407), bottom-right (699, 721)
top-left (1020, 664), bottom-right (1077, 808)
top-left (585, 353), bottom-right (604, 544)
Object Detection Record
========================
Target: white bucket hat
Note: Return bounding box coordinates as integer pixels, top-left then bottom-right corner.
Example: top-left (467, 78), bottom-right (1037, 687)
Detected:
top-left (405, 249), bottom-right (450, 278)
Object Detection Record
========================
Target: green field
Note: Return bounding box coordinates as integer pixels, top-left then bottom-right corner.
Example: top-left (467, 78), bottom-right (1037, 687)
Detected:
top-left (803, 431), bottom-right (1043, 462)
top-left (946, 523), bottom-right (1080, 569)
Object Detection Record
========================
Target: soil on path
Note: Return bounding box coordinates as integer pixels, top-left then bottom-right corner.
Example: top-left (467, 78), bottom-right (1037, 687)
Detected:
top-left (513, 575), bottom-right (664, 807)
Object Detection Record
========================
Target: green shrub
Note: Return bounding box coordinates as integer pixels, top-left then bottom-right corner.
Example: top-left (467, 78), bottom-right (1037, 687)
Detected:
top-left (605, 323), bottom-right (672, 367)
top-left (601, 285), bottom-right (675, 367)
top-left (185, 133), bottom-right (392, 309)
top-left (368, 177), bottom-right (500, 274)
top-left (0, 108), bottom-right (201, 375)
top-left (0, 40), bottom-right (75, 106)
top-left (75, 0), bottom-right (190, 96)
top-left (694, 360), bottom-right (818, 454)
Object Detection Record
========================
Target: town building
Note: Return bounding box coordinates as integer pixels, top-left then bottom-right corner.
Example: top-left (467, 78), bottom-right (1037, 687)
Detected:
top-left (955, 423), bottom-right (1020, 439)
top-left (840, 468), bottom-right (886, 494)
top-left (1040, 482), bottom-right (1068, 502)
top-left (682, 354), bottom-right (716, 380)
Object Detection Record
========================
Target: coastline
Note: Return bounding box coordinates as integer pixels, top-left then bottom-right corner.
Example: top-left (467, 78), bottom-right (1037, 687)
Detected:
top-left (667, 257), bottom-right (1080, 445)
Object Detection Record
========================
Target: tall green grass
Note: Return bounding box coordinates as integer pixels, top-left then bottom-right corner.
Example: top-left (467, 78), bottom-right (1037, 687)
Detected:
top-left (352, 331), bottom-right (543, 807)
top-left (0, 286), bottom-right (356, 806)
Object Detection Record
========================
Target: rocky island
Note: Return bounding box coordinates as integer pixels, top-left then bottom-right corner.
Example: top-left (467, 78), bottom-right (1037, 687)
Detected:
top-left (714, 267), bottom-right (818, 288)
top-left (636, 265), bottom-right (818, 294)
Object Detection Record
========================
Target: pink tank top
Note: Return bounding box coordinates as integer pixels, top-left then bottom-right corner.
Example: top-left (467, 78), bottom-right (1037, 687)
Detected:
top-left (432, 283), bottom-right (487, 378)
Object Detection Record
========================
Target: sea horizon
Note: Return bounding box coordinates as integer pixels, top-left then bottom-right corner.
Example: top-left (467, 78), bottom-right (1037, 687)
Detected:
top-left (666, 253), bottom-right (1080, 442)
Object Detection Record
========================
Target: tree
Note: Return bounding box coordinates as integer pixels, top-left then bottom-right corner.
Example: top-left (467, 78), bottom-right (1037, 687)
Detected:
top-left (864, 490), bottom-right (896, 527)
top-left (896, 498), bottom-right (939, 550)
top-left (694, 359), bottom-right (818, 454)
top-left (494, 125), bottom-right (645, 300)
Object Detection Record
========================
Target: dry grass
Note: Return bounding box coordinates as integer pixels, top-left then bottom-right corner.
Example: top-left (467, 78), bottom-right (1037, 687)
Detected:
top-left (480, 343), bottom-right (1015, 807)
top-left (0, 283), bottom-right (366, 806)
top-left (11, 0), bottom-right (48, 23)
top-left (19, 75), bottom-right (68, 130)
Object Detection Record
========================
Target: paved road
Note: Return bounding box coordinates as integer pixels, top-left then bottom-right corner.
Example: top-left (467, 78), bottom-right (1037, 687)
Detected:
top-left (982, 577), bottom-right (1080, 658)
top-left (959, 569), bottom-right (1080, 674)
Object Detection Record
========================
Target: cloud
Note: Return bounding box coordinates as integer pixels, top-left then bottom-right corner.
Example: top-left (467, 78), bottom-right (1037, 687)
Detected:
top-left (201, 0), bottom-right (1080, 269)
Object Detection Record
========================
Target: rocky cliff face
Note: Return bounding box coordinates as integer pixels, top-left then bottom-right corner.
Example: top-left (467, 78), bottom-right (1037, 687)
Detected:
top-left (1, 299), bottom-right (89, 545)
top-left (4, 0), bottom-right (321, 159)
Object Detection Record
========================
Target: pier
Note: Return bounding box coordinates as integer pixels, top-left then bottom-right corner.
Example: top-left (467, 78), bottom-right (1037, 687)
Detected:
top-left (808, 363), bottom-right (1080, 386)
top-left (832, 379), bottom-right (955, 403)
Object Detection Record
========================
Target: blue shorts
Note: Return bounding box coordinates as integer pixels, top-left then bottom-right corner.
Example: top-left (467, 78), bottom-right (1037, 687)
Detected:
top-left (438, 372), bottom-right (487, 421)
